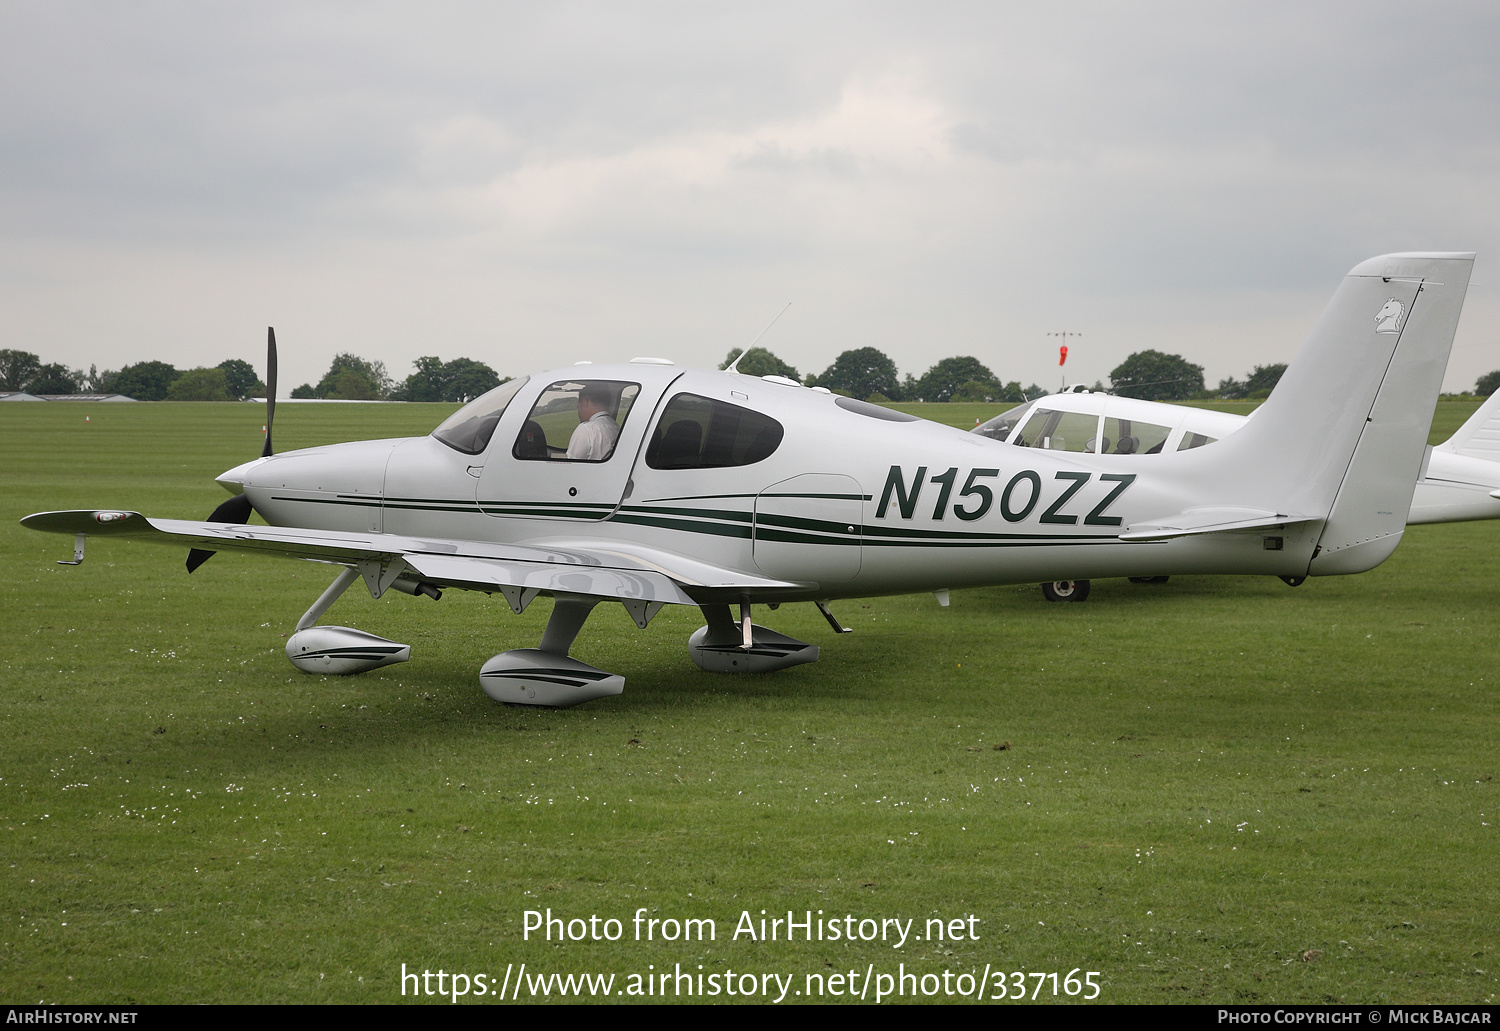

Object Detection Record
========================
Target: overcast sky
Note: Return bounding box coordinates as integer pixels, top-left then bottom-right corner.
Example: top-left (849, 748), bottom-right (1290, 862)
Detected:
top-left (5, 1), bottom-right (1500, 395)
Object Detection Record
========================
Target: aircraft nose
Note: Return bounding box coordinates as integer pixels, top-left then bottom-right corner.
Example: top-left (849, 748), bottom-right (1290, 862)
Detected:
top-left (216, 457), bottom-right (268, 494)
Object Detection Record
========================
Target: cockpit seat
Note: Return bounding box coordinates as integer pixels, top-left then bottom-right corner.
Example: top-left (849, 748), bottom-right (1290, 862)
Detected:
top-left (514, 419), bottom-right (549, 460)
top-left (654, 419), bottom-right (703, 468)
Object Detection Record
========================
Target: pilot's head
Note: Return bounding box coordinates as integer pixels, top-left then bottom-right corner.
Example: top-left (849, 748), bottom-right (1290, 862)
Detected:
top-left (578, 385), bottom-right (613, 421)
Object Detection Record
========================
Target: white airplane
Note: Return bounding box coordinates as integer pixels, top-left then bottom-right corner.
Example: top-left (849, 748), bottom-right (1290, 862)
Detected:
top-left (973, 330), bottom-right (1500, 600)
top-left (22, 252), bottom-right (1475, 706)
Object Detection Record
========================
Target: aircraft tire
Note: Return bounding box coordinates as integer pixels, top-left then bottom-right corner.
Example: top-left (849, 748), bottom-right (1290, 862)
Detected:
top-left (1041, 580), bottom-right (1091, 602)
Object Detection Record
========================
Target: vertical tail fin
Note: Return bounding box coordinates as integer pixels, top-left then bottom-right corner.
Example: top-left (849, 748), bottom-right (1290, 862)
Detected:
top-left (1200, 252), bottom-right (1473, 574)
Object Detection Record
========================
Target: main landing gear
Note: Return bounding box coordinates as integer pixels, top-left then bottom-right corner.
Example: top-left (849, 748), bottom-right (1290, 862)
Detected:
top-left (687, 601), bottom-right (820, 673)
top-left (283, 567), bottom-right (830, 708)
top-left (480, 596), bottom-right (626, 708)
top-left (1039, 576), bottom-right (1172, 603)
top-left (1040, 580), bottom-right (1091, 603)
top-left (284, 564), bottom-right (430, 675)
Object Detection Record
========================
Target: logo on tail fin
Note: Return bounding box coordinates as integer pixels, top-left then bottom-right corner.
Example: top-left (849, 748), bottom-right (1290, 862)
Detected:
top-left (1375, 298), bottom-right (1405, 334)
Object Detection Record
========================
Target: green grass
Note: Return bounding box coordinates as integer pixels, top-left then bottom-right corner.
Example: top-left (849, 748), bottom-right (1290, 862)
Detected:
top-left (2, 401), bottom-right (1496, 1004)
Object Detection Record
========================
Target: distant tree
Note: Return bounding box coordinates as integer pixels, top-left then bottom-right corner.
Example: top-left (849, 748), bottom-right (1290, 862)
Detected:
top-left (322, 368), bottom-right (382, 400)
top-left (1244, 363), bottom-right (1287, 395)
top-left (111, 361), bottom-right (180, 401)
top-left (217, 359), bottom-right (260, 401)
top-left (395, 356), bottom-right (504, 402)
top-left (443, 358), bottom-right (502, 402)
top-left (314, 354), bottom-right (390, 399)
top-left (816, 347), bottom-right (900, 401)
top-left (1475, 370), bottom-right (1500, 397)
top-left (999, 381), bottom-right (1027, 402)
top-left (1216, 375), bottom-right (1246, 399)
top-left (291, 383), bottom-right (317, 399)
top-left (0, 349), bottom-right (42, 391)
top-left (915, 356), bottom-right (999, 403)
top-left (83, 364), bottom-right (116, 392)
top-left (951, 380), bottom-right (995, 403)
top-left (394, 356), bottom-right (447, 402)
top-left (720, 347), bottom-right (801, 382)
top-left (28, 363), bottom-right (83, 395)
top-left (166, 367), bottom-right (232, 401)
top-left (1023, 383), bottom-right (1043, 399)
top-left (1109, 350), bottom-right (1204, 401)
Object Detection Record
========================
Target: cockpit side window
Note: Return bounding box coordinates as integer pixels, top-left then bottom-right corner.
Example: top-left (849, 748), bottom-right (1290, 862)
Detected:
top-left (1103, 416), bottom-right (1172, 455)
top-left (431, 376), bottom-right (530, 455)
top-left (1011, 408), bottom-right (1102, 452)
top-left (645, 393), bottom-right (784, 469)
top-left (512, 380), bottom-right (641, 462)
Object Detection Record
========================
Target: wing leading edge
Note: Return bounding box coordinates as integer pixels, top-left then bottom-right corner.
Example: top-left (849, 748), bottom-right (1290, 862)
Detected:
top-left (20, 509), bottom-right (804, 606)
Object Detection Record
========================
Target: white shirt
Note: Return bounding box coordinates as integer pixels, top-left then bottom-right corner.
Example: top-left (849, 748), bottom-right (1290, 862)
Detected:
top-left (566, 411), bottom-right (620, 460)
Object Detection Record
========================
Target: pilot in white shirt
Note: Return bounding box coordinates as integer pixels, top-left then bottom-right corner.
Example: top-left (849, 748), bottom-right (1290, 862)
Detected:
top-left (566, 386), bottom-right (620, 460)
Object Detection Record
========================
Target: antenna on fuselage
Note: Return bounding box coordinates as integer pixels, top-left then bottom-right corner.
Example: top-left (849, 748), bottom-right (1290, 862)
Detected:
top-left (726, 302), bottom-right (792, 374)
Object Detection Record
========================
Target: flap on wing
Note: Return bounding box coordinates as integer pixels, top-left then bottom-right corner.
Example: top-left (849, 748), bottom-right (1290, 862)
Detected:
top-left (1120, 507), bottom-right (1314, 542)
top-left (403, 554), bottom-right (697, 605)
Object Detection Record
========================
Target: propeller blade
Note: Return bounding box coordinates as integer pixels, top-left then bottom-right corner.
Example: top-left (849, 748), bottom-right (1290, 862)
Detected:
top-left (262, 327), bottom-right (277, 458)
top-left (185, 492), bottom-right (254, 573)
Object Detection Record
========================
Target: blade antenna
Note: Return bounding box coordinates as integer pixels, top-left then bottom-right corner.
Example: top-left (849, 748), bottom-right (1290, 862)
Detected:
top-left (726, 302), bottom-right (791, 374)
top-left (261, 327), bottom-right (277, 457)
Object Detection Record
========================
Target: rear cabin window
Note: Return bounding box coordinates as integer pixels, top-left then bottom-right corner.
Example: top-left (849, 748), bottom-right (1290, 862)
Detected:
top-left (1177, 431), bottom-right (1218, 451)
top-left (645, 393), bottom-right (784, 469)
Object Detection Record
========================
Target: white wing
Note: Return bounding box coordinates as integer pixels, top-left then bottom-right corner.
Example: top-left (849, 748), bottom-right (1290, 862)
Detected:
top-left (21, 509), bottom-right (803, 606)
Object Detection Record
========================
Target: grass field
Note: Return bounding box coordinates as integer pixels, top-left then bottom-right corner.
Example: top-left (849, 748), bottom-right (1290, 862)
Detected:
top-left (2, 399), bottom-right (1496, 1005)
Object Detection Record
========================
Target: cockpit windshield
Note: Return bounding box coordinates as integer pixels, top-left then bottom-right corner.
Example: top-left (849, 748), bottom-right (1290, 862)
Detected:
top-left (972, 402), bottom-right (1034, 442)
top-left (431, 376), bottom-right (530, 455)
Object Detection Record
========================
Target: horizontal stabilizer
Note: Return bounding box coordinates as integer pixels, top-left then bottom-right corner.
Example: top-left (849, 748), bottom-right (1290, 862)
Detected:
top-left (1436, 387), bottom-right (1500, 459)
top-left (1120, 507), bottom-right (1314, 542)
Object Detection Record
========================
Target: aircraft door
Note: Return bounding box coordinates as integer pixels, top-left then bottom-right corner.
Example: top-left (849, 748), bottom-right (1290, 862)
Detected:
top-left (754, 473), bottom-right (863, 582)
top-left (476, 375), bottom-right (674, 522)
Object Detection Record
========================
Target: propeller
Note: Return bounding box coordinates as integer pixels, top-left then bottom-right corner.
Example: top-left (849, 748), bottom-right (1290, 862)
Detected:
top-left (262, 327), bottom-right (277, 457)
top-left (186, 327), bottom-right (277, 573)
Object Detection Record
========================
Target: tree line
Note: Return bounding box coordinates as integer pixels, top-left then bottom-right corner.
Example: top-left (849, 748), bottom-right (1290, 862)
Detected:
top-left (0, 349), bottom-right (505, 403)
top-left (0, 350), bottom-right (264, 400)
top-left (8, 344), bottom-right (1500, 403)
top-left (287, 354), bottom-right (504, 402)
top-left (728, 346), bottom-right (1295, 403)
top-left (721, 346), bottom-right (1046, 403)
